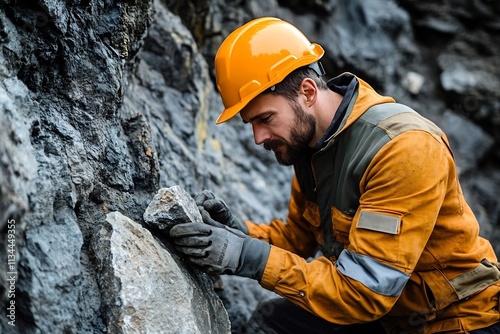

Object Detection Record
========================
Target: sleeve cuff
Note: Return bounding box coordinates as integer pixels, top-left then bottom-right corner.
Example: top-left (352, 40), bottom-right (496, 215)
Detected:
top-left (259, 245), bottom-right (286, 291)
top-left (245, 221), bottom-right (271, 242)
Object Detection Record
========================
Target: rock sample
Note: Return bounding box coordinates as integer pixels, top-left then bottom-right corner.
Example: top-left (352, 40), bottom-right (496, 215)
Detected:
top-left (91, 211), bottom-right (230, 334)
top-left (144, 185), bottom-right (202, 233)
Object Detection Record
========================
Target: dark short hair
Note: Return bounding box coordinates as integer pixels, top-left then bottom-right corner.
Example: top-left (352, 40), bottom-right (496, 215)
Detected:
top-left (263, 65), bottom-right (328, 101)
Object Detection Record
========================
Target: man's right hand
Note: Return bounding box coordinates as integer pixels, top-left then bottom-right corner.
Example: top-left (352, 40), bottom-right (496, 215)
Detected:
top-left (169, 222), bottom-right (269, 280)
top-left (195, 190), bottom-right (249, 234)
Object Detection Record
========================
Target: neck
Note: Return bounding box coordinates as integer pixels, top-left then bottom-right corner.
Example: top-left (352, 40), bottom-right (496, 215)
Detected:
top-left (310, 89), bottom-right (344, 145)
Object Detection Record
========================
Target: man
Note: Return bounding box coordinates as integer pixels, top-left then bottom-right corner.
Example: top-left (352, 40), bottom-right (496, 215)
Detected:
top-left (169, 17), bottom-right (500, 333)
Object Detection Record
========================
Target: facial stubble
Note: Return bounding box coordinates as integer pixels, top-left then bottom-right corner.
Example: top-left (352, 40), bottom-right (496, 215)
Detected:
top-left (263, 100), bottom-right (316, 166)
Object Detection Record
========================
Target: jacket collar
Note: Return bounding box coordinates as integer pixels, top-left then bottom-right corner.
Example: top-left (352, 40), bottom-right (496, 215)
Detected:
top-left (312, 73), bottom-right (358, 150)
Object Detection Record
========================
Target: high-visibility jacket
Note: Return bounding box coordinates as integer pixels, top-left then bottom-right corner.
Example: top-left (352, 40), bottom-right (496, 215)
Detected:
top-left (246, 73), bottom-right (500, 333)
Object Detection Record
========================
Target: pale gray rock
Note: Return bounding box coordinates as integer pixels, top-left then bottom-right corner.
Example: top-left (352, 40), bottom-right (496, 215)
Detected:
top-left (439, 63), bottom-right (480, 94)
top-left (91, 211), bottom-right (230, 334)
top-left (143, 186), bottom-right (202, 232)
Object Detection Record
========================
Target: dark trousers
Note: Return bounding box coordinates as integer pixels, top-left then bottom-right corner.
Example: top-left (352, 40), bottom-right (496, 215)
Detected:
top-left (238, 297), bottom-right (500, 334)
top-left (237, 298), bottom-right (385, 334)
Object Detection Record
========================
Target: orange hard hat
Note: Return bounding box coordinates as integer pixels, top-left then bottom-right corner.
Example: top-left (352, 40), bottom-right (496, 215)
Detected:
top-left (214, 17), bottom-right (325, 124)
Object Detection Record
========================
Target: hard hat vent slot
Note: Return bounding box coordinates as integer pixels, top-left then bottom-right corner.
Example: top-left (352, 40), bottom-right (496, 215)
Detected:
top-left (239, 80), bottom-right (262, 100)
top-left (269, 55), bottom-right (297, 80)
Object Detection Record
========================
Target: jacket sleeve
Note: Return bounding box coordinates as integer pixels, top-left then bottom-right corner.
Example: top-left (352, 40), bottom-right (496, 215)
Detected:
top-left (245, 176), bottom-right (317, 259)
top-left (259, 130), bottom-right (452, 324)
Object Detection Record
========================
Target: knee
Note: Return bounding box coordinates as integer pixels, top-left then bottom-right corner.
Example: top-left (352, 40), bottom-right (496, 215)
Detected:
top-left (237, 298), bottom-right (284, 334)
top-left (254, 299), bottom-right (280, 320)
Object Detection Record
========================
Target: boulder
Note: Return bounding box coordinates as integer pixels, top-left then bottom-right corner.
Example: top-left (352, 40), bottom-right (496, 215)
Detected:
top-left (91, 211), bottom-right (230, 334)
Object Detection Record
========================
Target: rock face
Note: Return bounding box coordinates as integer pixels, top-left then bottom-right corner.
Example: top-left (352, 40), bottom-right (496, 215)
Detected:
top-left (91, 211), bottom-right (229, 334)
top-left (1, 0), bottom-right (500, 333)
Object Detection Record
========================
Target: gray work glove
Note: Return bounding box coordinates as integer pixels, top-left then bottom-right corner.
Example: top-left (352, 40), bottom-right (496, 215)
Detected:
top-left (195, 190), bottom-right (249, 234)
top-left (169, 222), bottom-right (270, 280)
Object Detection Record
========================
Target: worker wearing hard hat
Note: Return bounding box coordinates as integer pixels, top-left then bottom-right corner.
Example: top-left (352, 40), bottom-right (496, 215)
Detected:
top-left (170, 17), bottom-right (500, 334)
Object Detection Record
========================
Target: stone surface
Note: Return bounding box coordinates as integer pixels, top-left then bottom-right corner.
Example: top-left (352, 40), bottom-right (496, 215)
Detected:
top-left (439, 110), bottom-right (494, 175)
top-left (91, 211), bottom-right (230, 334)
top-left (144, 186), bottom-right (202, 232)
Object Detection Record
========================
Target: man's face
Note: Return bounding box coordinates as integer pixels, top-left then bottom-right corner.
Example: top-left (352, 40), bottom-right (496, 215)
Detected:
top-left (240, 93), bottom-right (316, 166)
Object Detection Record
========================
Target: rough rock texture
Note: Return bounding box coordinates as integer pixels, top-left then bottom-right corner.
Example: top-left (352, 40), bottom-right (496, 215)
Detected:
top-left (1, 0), bottom-right (500, 333)
top-left (91, 211), bottom-right (229, 334)
top-left (144, 186), bottom-right (202, 233)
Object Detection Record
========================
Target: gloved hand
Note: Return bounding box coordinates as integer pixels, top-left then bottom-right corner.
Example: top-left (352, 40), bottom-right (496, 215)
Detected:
top-left (169, 222), bottom-right (270, 280)
top-left (195, 190), bottom-right (249, 234)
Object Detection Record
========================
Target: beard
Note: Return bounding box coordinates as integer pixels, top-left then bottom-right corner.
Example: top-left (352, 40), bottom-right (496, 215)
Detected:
top-left (263, 100), bottom-right (316, 166)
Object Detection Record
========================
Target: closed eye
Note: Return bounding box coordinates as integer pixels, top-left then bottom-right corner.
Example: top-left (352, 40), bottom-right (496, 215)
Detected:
top-left (243, 111), bottom-right (274, 125)
top-left (258, 114), bottom-right (272, 124)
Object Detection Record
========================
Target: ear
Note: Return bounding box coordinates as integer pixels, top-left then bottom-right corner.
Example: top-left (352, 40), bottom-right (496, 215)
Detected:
top-left (300, 78), bottom-right (318, 107)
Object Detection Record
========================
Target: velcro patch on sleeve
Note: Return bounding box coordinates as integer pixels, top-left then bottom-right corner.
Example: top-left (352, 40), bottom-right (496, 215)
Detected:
top-left (357, 210), bottom-right (401, 235)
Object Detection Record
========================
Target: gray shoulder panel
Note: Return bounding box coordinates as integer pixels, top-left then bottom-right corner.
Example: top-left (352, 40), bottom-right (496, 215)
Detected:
top-left (363, 103), bottom-right (442, 139)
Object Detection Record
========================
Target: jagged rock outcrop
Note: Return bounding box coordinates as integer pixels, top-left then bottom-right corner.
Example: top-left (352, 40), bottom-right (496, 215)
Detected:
top-left (1, 0), bottom-right (499, 333)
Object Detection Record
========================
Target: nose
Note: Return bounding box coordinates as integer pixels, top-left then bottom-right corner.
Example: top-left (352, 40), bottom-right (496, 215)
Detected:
top-left (252, 124), bottom-right (271, 145)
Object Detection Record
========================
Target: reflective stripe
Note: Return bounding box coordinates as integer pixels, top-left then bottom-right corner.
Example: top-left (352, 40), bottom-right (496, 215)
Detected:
top-left (337, 249), bottom-right (410, 297)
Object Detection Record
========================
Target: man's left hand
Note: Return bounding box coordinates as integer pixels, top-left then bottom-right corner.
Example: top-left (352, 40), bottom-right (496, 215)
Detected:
top-left (195, 190), bottom-right (249, 234)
